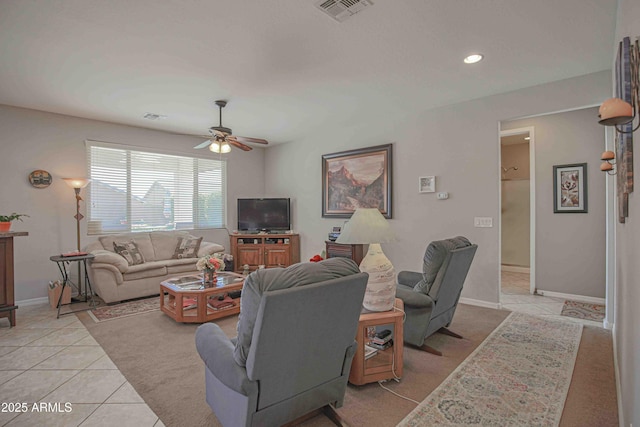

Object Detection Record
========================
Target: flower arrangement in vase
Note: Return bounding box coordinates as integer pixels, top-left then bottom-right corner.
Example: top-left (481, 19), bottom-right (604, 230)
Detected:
top-left (196, 255), bottom-right (223, 284)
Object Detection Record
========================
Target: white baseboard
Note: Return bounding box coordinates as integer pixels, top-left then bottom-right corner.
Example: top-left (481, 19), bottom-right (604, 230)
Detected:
top-left (501, 265), bottom-right (530, 274)
top-left (536, 290), bottom-right (605, 305)
top-left (459, 297), bottom-right (502, 310)
top-left (15, 296), bottom-right (49, 306)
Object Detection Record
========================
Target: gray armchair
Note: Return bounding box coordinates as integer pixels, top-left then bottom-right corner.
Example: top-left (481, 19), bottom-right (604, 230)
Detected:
top-left (195, 258), bottom-right (368, 427)
top-left (395, 236), bottom-right (477, 356)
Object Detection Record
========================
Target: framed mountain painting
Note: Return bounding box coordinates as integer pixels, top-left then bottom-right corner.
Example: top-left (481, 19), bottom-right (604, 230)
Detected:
top-left (322, 144), bottom-right (392, 218)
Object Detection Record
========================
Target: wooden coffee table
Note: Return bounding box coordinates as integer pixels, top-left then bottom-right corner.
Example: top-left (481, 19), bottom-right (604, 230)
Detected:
top-left (160, 271), bottom-right (245, 323)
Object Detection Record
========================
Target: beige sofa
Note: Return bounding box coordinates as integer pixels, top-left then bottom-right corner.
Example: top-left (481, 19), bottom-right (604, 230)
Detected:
top-left (85, 231), bottom-right (224, 303)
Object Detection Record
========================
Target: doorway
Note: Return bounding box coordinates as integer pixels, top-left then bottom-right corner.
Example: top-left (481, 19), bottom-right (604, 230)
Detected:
top-left (500, 127), bottom-right (535, 297)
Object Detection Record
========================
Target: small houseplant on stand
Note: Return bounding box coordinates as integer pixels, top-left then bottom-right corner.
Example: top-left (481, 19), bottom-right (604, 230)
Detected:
top-left (0, 213), bottom-right (29, 232)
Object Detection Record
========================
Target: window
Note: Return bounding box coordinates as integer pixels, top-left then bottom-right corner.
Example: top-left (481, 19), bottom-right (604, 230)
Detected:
top-left (86, 141), bottom-right (226, 234)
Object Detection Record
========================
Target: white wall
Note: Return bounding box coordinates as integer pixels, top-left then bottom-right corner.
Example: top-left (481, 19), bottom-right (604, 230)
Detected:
top-left (265, 70), bottom-right (611, 305)
top-left (613, 0), bottom-right (640, 424)
top-left (502, 108), bottom-right (606, 298)
top-left (501, 180), bottom-right (530, 267)
top-left (501, 142), bottom-right (530, 268)
top-left (0, 104), bottom-right (265, 302)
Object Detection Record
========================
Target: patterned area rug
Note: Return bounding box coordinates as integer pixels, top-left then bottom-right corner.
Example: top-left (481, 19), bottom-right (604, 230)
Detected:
top-left (399, 312), bottom-right (583, 426)
top-left (561, 300), bottom-right (605, 322)
top-left (88, 297), bottom-right (159, 322)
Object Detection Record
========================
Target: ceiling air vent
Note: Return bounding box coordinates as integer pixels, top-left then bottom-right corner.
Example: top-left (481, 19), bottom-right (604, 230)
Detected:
top-left (315, 0), bottom-right (373, 22)
top-left (143, 112), bottom-right (167, 121)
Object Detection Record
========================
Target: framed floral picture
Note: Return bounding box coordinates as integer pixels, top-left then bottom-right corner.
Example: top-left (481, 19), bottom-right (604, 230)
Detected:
top-left (322, 144), bottom-right (392, 218)
top-left (553, 163), bottom-right (587, 213)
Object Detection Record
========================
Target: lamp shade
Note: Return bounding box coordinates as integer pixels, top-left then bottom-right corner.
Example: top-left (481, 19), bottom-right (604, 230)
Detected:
top-left (600, 162), bottom-right (614, 172)
top-left (336, 208), bottom-right (394, 244)
top-left (63, 178), bottom-right (90, 189)
top-left (336, 208), bottom-right (396, 312)
top-left (598, 98), bottom-right (633, 126)
top-left (601, 151), bottom-right (615, 161)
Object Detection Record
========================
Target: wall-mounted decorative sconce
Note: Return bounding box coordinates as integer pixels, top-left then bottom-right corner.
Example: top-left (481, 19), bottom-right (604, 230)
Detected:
top-left (597, 38), bottom-right (639, 134)
top-left (600, 151), bottom-right (616, 175)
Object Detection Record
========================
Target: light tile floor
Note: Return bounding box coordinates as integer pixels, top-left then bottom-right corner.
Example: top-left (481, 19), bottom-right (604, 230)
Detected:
top-left (500, 270), bottom-right (604, 328)
top-left (0, 274), bottom-right (602, 426)
top-left (0, 304), bottom-right (164, 427)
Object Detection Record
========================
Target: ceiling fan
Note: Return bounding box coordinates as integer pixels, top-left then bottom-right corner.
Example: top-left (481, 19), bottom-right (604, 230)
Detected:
top-left (193, 100), bottom-right (268, 153)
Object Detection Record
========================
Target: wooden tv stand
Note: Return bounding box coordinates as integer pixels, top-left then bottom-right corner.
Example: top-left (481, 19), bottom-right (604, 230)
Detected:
top-left (230, 233), bottom-right (300, 273)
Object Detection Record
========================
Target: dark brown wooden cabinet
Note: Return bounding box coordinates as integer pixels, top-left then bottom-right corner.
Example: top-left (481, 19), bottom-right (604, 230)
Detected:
top-left (230, 234), bottom-right (300, 273)
top-left (325, 241), bottom-right (365, 265)
top-left (0, 232), bottom-right (28, 327)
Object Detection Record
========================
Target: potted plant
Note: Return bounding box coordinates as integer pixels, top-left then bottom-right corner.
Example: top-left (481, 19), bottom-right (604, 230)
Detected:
top-left (0, 213), bottom-right (29, 232)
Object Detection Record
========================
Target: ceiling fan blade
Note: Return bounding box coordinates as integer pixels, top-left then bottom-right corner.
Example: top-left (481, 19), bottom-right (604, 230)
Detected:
top-left (162, 130), bottom-right (211, 139)
top-left (194, 139), bottom-right (212, 149)
top-left (232, 135), bottom-right (269, 145)
top-left (227, 139), bottom-right (253, 151)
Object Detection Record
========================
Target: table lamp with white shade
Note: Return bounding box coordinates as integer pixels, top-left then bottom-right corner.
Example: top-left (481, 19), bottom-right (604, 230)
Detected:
top-left (336, 208), bottom-right (395, 312)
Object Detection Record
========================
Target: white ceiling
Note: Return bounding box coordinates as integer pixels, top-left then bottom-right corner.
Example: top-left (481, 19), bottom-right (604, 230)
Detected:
top-left (0, 0), bottom-right (618, 146)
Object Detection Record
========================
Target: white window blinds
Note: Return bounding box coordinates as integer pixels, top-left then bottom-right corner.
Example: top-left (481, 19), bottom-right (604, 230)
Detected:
top-left (86, 141), bottom-right (226, 234)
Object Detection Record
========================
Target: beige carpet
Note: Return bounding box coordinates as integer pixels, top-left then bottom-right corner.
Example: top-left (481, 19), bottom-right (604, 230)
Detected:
top-left (77, 304), bottom-right (618, 427)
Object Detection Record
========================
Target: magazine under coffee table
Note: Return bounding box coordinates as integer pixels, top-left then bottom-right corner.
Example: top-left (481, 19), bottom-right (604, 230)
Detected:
top-left (160, 272), bottom-right (245, 323)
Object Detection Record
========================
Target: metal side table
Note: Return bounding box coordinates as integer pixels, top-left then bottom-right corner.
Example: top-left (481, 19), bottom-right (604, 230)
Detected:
top-left (49, 253), bottom-right (97, 318)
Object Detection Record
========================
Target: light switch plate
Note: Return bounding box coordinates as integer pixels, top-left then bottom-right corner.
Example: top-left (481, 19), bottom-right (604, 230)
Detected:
top-left (474, 217), bottom-right (493, 227)
top-left (437, 192), bottom-right (449, 200)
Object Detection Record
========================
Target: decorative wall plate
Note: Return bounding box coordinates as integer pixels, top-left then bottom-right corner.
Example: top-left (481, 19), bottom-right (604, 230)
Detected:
top-left (28, 170), bottom-right (52, 188)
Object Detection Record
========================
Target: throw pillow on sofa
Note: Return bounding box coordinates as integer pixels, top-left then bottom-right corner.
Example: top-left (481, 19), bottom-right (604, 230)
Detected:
top-left (173, 236), bottom-right (203, 259)
top-left (113, 241), bottom-right (145, 266)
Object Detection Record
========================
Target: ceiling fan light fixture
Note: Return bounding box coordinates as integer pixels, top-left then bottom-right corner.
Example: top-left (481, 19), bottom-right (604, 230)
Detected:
top-left (209, 140), bottom-right (222, 153)
top-left (192, 99), bottom-right (269, 153)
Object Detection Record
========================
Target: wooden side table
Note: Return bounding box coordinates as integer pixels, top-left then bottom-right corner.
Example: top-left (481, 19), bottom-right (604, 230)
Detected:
top-left (349, 298), bottom-right (404, 385)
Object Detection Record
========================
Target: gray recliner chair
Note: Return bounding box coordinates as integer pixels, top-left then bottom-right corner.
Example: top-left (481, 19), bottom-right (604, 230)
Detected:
top-left (395, 236), bottom-right (477, 356)
top-left (195, 258), bottom-right (368, 427)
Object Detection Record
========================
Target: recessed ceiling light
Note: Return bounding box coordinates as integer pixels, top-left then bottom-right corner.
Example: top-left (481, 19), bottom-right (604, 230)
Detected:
top-left (463, 54), bottom-right (484, 64)
top-left (524, 137), bottom-right (531, 140)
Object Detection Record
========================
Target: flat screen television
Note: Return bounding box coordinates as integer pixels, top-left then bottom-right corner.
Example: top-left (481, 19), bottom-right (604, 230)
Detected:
top-left (237, 198), bottom-right (291, 233)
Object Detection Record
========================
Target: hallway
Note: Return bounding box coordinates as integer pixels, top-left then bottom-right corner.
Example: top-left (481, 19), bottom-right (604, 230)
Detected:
top-left (500, 270), bottom-right (603, 327)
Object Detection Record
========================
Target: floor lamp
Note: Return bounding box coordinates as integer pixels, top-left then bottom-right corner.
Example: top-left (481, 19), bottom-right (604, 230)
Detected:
top-left (63, 178), bottom-right (91, 297)
top-left (336, 208), bottom-right (396, 312)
